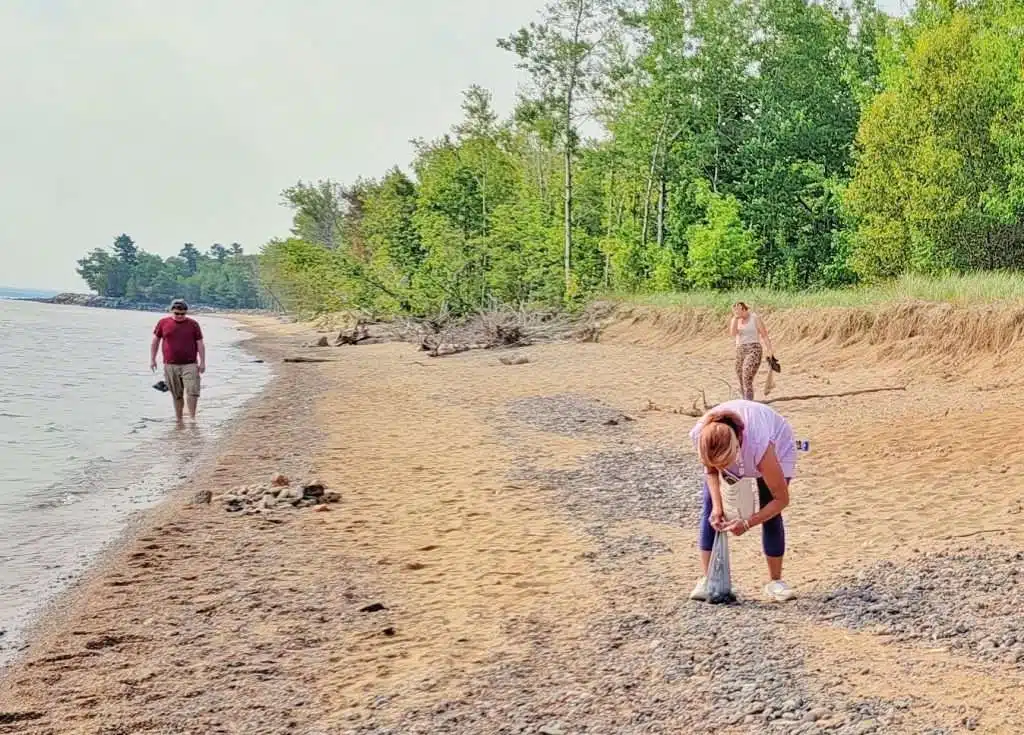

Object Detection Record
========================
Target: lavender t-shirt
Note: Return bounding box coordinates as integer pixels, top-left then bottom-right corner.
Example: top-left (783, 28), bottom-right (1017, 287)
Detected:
top-left (689, 399), bottom-right (797, 478)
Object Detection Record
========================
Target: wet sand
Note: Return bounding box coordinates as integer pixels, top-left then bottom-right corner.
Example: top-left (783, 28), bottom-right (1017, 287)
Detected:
top-left (3, 306), bottom-right (1024, 733)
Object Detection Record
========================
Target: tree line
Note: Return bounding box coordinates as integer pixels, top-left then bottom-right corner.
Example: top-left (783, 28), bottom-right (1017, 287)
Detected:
top-left (78, 1), bottom-right (1024, 317)
top-left (76, 235), bottom-right (268, 309)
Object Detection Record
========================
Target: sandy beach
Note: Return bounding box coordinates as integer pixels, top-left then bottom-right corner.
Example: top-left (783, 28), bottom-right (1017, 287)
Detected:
top-left (3, 303), bottom-right (1024, 734)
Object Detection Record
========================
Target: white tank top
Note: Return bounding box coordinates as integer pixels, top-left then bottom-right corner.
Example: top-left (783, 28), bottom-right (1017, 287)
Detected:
top-left (736, 313), bottom-right (760, 345)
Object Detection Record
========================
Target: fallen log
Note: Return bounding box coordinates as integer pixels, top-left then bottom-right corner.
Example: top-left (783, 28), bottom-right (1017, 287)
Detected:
top-left (763, 386), bottom-right (906, 405)
top-left (336, 324), bottom-right (369, 345)
top-left (283, 357), bottom-right (336, 363)
top-left (427, 344), bottom-right (473, 358)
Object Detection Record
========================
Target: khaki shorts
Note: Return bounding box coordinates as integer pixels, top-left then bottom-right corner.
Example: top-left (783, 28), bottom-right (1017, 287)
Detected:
top-left (164, 363), bottom-right (201, 399)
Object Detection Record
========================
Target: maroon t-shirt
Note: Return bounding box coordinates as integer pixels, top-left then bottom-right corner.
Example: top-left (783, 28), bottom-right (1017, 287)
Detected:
top-left (154, 316), bottom-right (204, 365)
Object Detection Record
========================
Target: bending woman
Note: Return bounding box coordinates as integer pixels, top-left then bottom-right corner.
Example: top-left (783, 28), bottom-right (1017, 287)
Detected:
top-left (688, 399), bottom-right (796, 602)
top-left (729, 302), bottom-right (773, 401)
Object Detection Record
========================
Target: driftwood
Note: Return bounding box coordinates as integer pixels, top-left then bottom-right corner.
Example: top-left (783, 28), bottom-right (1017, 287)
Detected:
top-left (336, 324), bottom-right (369, 345)
top-left (763, 386), bottom-right (906, 405)
top-left (499, 354), bottom-right (531, 366)
top-left (429, 344), bottom-right (474, 357)
top-left (283, 356), bottom-right (336, 363)
top-left (938, 528), bottom-right (1006, 541)
top-left (328, 320), bottom-right (397, 346)
top-left (643, 384), bottom-right (907, 417)
top-left (642, 392), bottom-right (709, 418)
top-left (403, 307), bottom-right (575, 358)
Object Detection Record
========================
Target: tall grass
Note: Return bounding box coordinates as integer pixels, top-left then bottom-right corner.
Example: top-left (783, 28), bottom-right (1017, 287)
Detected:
top-left (618, 272), bottom-right (1024, 313)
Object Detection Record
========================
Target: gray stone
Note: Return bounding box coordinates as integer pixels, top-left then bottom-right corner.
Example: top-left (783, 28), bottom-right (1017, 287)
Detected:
top-left (804, 708), bottom-right (830, 722)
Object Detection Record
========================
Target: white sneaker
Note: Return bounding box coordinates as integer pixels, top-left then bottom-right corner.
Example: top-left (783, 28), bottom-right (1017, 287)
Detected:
top-left (763, 580), bottom-right (796, 602)
top-left (689, 576), bottom-right (709, 601)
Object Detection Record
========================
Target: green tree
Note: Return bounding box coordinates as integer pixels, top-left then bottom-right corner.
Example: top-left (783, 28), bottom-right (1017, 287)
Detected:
top-left (179, 243), bottom-right (200, 275)
top-left (846, 2), bottom-right (1024, 278)
top-left (112, 234), bottom-right (138, 266)
top-left (75, 238), bottom-right (263, 308)
top-left (281, 180), bottom-right (347, 249)
top-left (76, 248), bottom-right (115, 294)
top-left (500, 0), bottom-right (616, 297)
top-left (685, 182), bottom-right (759, 289)
top-left (209, 243), bottom-right (229, 263)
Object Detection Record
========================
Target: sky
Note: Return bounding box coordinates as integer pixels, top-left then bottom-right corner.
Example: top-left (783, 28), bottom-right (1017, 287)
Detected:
top-left (1, 0), bottom-right (908, 291)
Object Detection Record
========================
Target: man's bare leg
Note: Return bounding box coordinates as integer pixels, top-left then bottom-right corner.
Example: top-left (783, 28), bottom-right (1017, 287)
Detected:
top-left (173, 396), bottom-right (185, 426)
top-left (186, 395), bottom-right (198, 420)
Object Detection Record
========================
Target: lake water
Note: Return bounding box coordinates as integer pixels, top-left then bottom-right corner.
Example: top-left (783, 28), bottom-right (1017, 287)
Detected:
top-left (0, 300), bottom-right (269, 662)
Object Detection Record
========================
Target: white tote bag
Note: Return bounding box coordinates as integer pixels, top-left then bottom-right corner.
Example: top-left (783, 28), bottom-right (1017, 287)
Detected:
top-left (719, 469), bottom-right (758, 522)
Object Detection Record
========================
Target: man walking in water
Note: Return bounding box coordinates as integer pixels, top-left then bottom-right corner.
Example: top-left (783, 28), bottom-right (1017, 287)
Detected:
top-left (150, 298), bottom-right (206, 424)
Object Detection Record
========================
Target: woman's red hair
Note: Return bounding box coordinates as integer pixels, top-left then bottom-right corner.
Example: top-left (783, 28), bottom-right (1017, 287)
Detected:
top-left (698, 410), bottom-right (744, 469)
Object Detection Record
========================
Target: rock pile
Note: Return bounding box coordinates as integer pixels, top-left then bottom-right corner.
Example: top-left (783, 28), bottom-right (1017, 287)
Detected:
top-left (218, 474), bottom-right (340, 514)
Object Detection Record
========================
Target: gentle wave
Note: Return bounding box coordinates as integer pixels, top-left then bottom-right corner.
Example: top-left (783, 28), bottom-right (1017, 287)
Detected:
top-left (0, 300), bottom-right (270, 663)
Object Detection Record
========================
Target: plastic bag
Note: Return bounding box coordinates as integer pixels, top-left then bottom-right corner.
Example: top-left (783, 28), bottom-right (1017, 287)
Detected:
top-left (706, 531), bottom-right (736, 604)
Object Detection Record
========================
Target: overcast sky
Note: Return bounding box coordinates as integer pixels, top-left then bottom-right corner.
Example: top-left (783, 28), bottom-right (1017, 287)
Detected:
top-left (1, 0), bottom-right (907, 291)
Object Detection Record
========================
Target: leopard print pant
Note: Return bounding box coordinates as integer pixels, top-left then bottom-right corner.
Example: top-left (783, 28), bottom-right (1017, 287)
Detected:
top-left (735, 343), bottom-right (763, 401)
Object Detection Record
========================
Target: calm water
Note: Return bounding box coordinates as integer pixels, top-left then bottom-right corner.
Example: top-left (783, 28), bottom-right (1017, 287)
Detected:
top-left (0, 300), bottom-right (269, 662)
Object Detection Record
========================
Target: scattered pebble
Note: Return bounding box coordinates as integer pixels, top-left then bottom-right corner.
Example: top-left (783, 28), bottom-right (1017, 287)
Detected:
top-left (803, 548), bottom-right (1024, 666)
top-left (505, 394), bottom-right (634, 437)
top-left (347, 393), bottom-right (941, 734)
top-left (189, 489), bottom-right (212, 506)
top-left (514, 445), bottom-right (704, 528)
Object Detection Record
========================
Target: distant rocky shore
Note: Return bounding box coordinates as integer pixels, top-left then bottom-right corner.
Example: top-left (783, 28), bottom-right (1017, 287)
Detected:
top-left (31, 293), bottom-right (256, 314)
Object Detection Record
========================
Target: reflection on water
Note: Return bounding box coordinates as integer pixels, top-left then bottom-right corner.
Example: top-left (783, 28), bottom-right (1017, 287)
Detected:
top-left (0, 300), bottom-right (269, 662)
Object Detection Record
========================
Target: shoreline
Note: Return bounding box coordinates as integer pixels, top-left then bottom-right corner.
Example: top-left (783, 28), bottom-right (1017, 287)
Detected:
top-left (13, 292), bottom-right (282, 316)
top-left (3, 308), bottom-right (1024, 732)
top-left (0, 314), bottom-right (290, 673)
top-left (0, 313), bottom-right (342, 732)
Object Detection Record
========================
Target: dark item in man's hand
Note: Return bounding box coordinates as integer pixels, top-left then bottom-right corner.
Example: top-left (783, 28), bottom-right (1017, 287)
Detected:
top-left (153, 380), bottom-right (169, 393)
top-left (767, 355), bottom-right (781, 373)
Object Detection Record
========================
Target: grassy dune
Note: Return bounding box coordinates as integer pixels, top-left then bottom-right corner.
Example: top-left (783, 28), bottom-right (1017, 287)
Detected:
top-left (618, 272), bottom-right (1024, 313)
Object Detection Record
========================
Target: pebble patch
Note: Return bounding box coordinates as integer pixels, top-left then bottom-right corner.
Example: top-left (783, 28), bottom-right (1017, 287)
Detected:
top-left (804, 548), bottom-right (1024, 666)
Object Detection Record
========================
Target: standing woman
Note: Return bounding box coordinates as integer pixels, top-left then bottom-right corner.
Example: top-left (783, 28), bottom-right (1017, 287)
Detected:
top-left (688, 399), bottom-right (797, 602)
top-left (729, 302), bottom-right (774, 401)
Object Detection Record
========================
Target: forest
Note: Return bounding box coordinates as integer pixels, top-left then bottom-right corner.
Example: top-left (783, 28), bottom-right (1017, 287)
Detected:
top-left (76, 235), bottom-right (266, 309)
top-left (76, 1), bottom-right (1024, 317)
